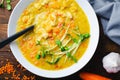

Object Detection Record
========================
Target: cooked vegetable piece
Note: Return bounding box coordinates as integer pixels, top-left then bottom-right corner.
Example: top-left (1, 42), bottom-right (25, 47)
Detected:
top-left (61, 46), bottom-right (65, 52)
top-left (72, 38), bottom-right (78, 43)
top-left (64, 46), bottom-right (69, 51)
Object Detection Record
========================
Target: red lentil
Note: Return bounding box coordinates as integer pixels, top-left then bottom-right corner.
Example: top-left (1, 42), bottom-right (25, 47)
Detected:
top-left (0, 61), bottom-right (35, 79)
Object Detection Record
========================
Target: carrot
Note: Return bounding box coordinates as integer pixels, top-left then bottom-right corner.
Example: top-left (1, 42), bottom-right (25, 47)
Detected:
top-left (80, 72), bottom-right (111, 80)
top-left (53, 27), bottom-right (60, 34)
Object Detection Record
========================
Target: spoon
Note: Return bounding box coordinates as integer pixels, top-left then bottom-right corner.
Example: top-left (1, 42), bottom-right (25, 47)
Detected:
top-left (0, 25), bottom-right (34, 49)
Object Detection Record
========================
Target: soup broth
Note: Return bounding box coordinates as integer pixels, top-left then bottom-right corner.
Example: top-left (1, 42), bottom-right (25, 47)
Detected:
top-left (16, 0), bottom-right (90, 70)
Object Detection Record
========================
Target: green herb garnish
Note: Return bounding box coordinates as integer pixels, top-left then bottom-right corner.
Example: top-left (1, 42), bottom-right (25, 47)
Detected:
top-left (67, 34), bottom-right (78, 43)
top-left (66, 52), bottom-right (77, 63)
top-left (56, 40), bottom-right (62, 47)
top-left (78, 33), bottom-right (90, 41)
top-left (36, 54), bottom-right (41, 59)
top-left (36, 40), bottom-right (40, 45)
top-left (56, 40), bottom-right (69, 52)
top-left (41, 51), bottom-right (46, 58)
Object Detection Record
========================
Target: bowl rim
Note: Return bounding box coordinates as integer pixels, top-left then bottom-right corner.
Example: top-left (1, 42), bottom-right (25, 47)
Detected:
top-left (8, 0), bottom-right (99, 78)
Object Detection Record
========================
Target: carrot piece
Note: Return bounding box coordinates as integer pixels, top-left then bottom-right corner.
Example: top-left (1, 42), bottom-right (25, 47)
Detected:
top-left (53, 27), bottom-right (60, 34)
top-left (80, 72), bottom-right (111, 80)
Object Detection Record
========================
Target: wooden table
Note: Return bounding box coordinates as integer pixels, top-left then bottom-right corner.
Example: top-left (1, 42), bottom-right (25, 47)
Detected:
top-left (0, 0), bottom-right (120, 80)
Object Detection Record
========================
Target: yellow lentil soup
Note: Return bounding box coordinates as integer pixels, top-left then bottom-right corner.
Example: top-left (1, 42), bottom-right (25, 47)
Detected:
top-left (16, 0), bottom-right (90, 70)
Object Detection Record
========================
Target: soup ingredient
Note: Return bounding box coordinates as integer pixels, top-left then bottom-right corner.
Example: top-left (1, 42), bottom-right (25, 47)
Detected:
top-left (102, 52), bottom-right (120, 73)
top-left (56, 40), bottom-right (69, 52)
top-left (66, 52), bottom-right (77, 63)
top-left (80, 72), bottom-right (111, 80)
top-left (36, 54), bottom-right (41, 59)
top-left (54, 33), bottom-right (90, 63)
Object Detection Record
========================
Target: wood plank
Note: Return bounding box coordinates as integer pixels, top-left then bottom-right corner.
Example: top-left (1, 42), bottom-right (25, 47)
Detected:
top-left (0, 24), bottom-right (10, 51)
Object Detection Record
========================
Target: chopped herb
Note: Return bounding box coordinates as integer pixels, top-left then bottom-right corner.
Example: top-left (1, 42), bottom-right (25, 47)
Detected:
top-left (66, 52), bottom-right (77, 63)
top-left (61, 46), bottom-right (69, 52)
top-left (42, 52), bottom-right (46, 58)
top-left (83, 33), bottom-right (90, 38)
top-left (67, 34), bottom-right (78, 43)
top-left (56, 40), bottom-right (65, 52)
top-left (78, 33), bottom-right (90, 41)
top-left (66, 52), bottom-right (71, 57)
top-left (72, 38), bottom-right (78, 43)
top-left (36, 40), bottom-right (40, 45)
top-left (46, 57), bottom-right (61, 65)
top-left (61, 46), bottom-right (65, 52)
top-left (64, 46), bottom-right (69, 51)
top-left (71, 56), bottom-right (77, 63)
top-left (56, 40), bottom-right (62, 47)
top-left (36, 54), bottom-right (41, 59)
top-left (40, 47), bottom-right (46, 58)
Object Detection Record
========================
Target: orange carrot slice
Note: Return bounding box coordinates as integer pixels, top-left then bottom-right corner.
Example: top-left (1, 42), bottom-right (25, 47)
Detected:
top-left (80, 72), bottom-right (111, 80)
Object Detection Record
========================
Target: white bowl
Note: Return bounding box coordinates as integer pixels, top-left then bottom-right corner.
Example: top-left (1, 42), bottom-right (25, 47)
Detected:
top-left (8, 0), bottom-right (99, 78)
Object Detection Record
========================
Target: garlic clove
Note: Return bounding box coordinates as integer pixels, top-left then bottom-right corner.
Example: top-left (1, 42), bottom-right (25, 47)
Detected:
top-left (102, 52), bottom-right (120, 73)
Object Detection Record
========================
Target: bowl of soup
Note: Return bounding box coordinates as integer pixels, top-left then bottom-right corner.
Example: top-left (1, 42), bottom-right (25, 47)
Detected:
top-left (8, 0), bottom-right (99, 78)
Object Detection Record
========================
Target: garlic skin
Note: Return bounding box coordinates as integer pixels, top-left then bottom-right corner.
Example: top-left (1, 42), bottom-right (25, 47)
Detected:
top-left (102, 52), bottom-right (120, 73)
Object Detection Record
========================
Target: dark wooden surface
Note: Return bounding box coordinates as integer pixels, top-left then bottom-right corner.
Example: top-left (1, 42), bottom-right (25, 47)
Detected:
top-left (0, 0), bottom-right (120, 80)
